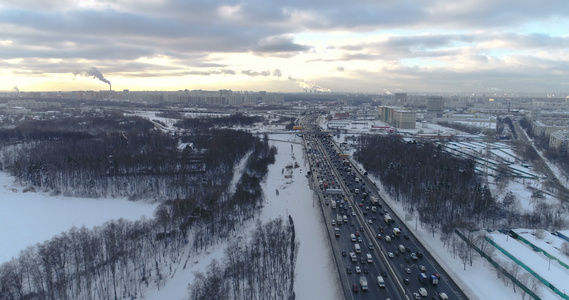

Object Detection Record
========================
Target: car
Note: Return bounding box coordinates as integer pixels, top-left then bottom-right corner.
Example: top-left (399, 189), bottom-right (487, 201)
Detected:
top-left (355, 231), bottom-right (360, 236)
top-left (406, 247), bottom-right (411, 252)
top-left (342, 250), bottom-right (347, 257)
top-left (418, 287), bottom-right (428, 297)
top-left (377, 233), bottom-right (382, 239)
top-left (368, 219), bottom-right (373, 224)
top-left (411, 253), bottom-right (418, 260)
top-left (381, 270), bottom-right (388, 277)
top-left (433, 272), bottom-right (441, 279)
top-left (368, 243), bottom-right (374, 250)
top-left (417, 251), bottom-right (424, 258)
top-left (347, 267), bottom-right (352, 274)
top-left (405, 256), bottom-right (411, 262)
top-left (419, 265), bottom-right (427, 272)
top-left (355, 266), bottom-right (361, 273)
top-left (405, 267), bottom-right (412, 274)
top-left (352, 211), bottom-right (356, 216)
top-left (404, 234), bottom-right (409, 240)
top-left (360, 257), bottom-right (366, 264)
top-left (363, 211), bottom-right (368, 215)
top-left (388, 252), bottom-right (394, 258)
top-left (353, 283), bottom-right (359, 292)
top-left (412, 292), bottom-right (421, 299)
top-left (332, 220), bottom-right (336, 226)
top-left (395, 251), bottom-right (400, 256)
top-left (357, 237), bottom-right (363, 243)
top-left (359, 203), bottom-right (363, 207)
top-left (403, 277), bottom-right (410, 285)
top-left (363, 266), bottom-right (369, 274)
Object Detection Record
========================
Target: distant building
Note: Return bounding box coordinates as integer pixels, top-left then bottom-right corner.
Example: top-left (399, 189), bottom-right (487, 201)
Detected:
top-left (425, 96), bottom-right (444, 121)
top-left (549, 130), bottom-right (569, 152)
top-left (394, 93), bottom-right (408, 103)
top-left (378, 106), bottom-right (416, 129)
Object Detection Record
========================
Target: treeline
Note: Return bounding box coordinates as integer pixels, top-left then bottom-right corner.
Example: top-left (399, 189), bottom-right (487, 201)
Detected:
top-left (174, 113), bottom-right (264, 129)
top-left (189, 217), bottom-right (298, 300)
top-left (0, 114), bottom-right (258, 200)
top-left (355, 135), bottom-right (498, 236)
top-left (437, 121), bottom-right (483, 135)
top-left (356, 135), bottom-right (568, 234)
top-left (0, 129), bottom-right (283, 299)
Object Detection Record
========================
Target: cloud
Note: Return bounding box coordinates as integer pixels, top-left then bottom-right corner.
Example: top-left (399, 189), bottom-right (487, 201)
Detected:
top-left (2, 0), bottom-right (569, 92)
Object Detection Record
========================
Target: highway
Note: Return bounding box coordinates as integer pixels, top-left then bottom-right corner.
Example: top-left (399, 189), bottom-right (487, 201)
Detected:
top-left (300, 112), bottom-right (469, 300)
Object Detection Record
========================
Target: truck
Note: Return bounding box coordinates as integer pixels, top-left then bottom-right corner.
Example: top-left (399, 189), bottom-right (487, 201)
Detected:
top-left (393, 227), bottom-right (401, 237)
top-left (360, 276), bottom-right (368, 291)
top-left (331, 200), bottom-right (336, 209)
top-left (337, 214), bottom-right (343, 225)
top-left (429, 274), bottom-right (439, 285)
top-left (418, 273), bottom-right (428, 284)
top-left (355, 243), bottom-right (361, 253)
top-left (350, 252), bottom-right (357, 262)
top-left (376, 276), bottom-right (385, 288)
top-left (324, 188), bottom-right (344, 195)
top-left (370, 196), bottom-right (379, 206)
top-left (384, 213), bottom-right (393, 224)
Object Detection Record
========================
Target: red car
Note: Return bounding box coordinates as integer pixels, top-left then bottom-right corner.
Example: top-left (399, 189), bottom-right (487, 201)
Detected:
top-left (352, 283), bottom-right (359, 292)
top-left (355, 231), bottom-right (360, 236)
top-left (377, 234), bottom-right (382, 239)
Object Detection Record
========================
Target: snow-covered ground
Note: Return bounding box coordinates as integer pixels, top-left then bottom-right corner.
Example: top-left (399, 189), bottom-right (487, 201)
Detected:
top-left (0, 172), bottom-right (158, 263)
top-left (2, 110), bottom-right (568, 300)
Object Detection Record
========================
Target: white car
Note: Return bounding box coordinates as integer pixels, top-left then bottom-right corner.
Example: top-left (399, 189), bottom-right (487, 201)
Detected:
top-left (388, 252), bottom-right (394, 258)
top-left (355, 266), bottom-right (361, 273)
top-left (418, 287), bottom-right (428, 297)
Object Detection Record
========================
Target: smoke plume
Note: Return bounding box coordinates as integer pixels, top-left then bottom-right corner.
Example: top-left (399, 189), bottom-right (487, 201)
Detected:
top-left (74, 67), bottom-right (111, 87)
top-left (288, 76), bottom-right (330, 92)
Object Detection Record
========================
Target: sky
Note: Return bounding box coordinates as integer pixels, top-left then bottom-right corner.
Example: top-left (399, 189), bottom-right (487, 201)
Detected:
top-left (1, 1), bottom-right (569, 93)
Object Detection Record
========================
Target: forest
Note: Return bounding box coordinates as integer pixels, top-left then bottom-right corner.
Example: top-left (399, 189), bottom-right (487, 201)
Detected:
top-left (0, 112), bottom-right (296, 300)
top-left (354, 134), bottom-right (567, 241)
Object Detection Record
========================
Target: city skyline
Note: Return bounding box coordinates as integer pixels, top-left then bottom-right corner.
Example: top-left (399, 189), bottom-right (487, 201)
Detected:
top-left (1, 0), bottom-right (569, 93)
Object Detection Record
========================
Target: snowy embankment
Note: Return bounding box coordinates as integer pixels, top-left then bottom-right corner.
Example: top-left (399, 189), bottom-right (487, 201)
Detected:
top-left (513, 229), bottom-right (569, 269)
top-left (143, 134), bottom-right (340, 299)
top-left (0, 172), bottom-right (158, 264)
top-left (488, 232), bottom-right (569, 299)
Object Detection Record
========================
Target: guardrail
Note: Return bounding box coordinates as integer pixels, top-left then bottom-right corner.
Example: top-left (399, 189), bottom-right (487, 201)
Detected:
top-left (454, 229), bottom-right (541, 300)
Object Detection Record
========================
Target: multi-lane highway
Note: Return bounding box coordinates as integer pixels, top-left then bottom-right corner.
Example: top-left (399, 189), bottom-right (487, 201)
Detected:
top-left (300, 113), bottom-right (469, 300)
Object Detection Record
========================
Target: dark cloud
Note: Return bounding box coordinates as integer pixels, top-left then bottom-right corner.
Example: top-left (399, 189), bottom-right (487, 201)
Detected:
top-left (2, 0), bottom-right (569, 92)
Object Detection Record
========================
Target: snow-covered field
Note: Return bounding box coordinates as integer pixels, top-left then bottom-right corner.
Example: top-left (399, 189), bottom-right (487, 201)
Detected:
top-left (0, 172), bottom-right (158, 263)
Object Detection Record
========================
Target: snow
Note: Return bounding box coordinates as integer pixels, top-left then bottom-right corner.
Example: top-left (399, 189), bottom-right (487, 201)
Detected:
top-left (2, 111), bottom-right (569, 300)
top-left (0, 172), bottom-right (158, 263)
top-left (489, 232), bottom-right (568, 299)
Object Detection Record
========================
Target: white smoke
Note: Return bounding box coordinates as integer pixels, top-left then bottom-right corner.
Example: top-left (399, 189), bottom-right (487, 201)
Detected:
top-left (73, 67), bottom-right (111, 87)
top-left (288, 76), bottom-right (331, 92)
